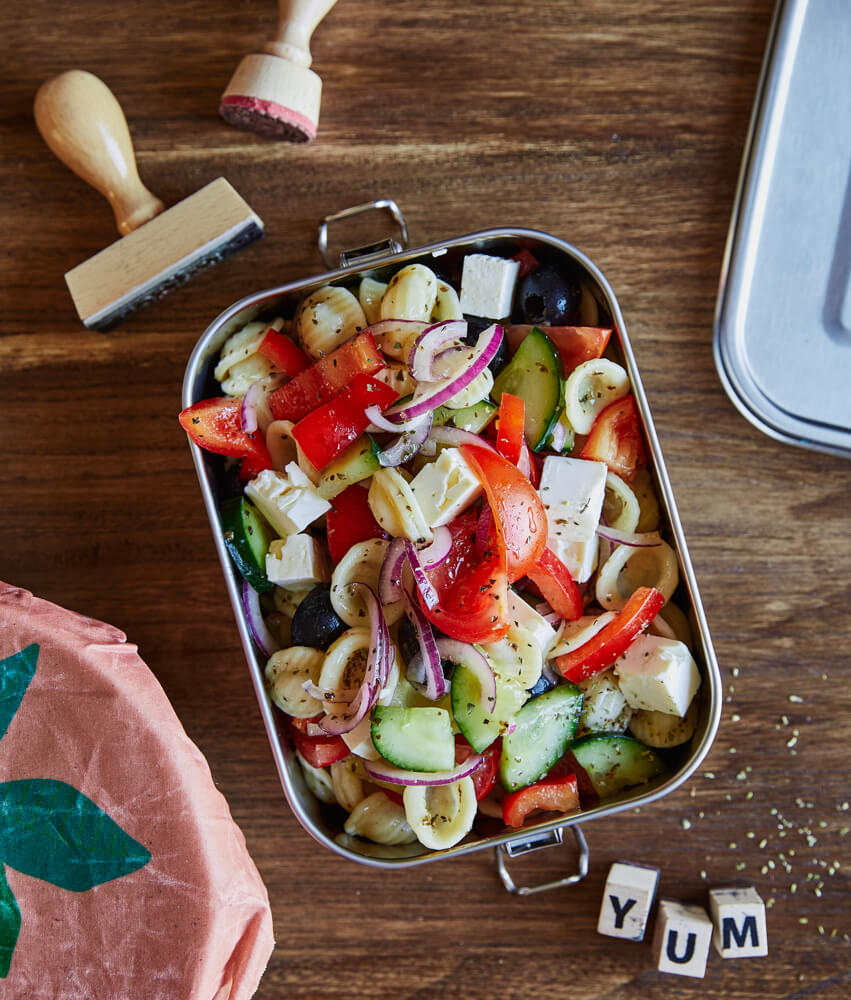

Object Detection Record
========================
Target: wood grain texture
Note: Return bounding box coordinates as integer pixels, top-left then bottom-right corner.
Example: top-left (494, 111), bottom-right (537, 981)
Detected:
top-left (1, 2), bottom-right (849, 998)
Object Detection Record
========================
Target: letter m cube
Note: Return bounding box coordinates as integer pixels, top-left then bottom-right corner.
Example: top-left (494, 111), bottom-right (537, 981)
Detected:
top-left (708, 886), bottom-right (768, 958)
top-left (597, 861), bottom-right (660, 941)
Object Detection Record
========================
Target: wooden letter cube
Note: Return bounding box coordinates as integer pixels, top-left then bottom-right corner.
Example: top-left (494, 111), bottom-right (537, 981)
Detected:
top-left (597, 861), bottom-right (660, 941)
top-left (652, 899), bottom-right (713, 978)
top-left (708, 886), bottom-right (768, 958)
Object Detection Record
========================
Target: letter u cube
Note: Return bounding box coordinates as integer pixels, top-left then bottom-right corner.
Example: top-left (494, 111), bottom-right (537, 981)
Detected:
top-left (651, 899), bottom-right (714, 978)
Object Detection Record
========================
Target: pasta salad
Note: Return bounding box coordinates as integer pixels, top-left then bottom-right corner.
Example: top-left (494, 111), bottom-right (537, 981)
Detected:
top-left (180, 250), bottom-right (702, 852)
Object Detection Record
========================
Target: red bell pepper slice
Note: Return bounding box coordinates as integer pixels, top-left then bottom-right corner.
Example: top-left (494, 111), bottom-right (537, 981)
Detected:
top-left (179, 396), bottom-right (273, 484)
top-left (268, 330), bottom-right (384, 423)
top-left (502, 773), bottom-right (580, 828)
top-left (495, 392), bottom-right (525, 465)
top-left (459, 443), bottom-right (548, 583)
top-left (580, 394), bottom-right (646, 481)
top-left (257, 328), bottom-right (310, 376)
top-left (326, 484), bottom-right (389, 564)
top-left (555, 586), bottom-right (666, 682)
top-left (289, 724), bottom-right (350, 768)
top-left (506, 325), bottom-right (612, 376)
top-left (420, 510), bottom-right (509, 644)
top-left (455, 735), bottom-right (500, 801)
top-left (526, 547), bottom-right (584, 622)
top-left (291, 373), bottom-right (398, 470)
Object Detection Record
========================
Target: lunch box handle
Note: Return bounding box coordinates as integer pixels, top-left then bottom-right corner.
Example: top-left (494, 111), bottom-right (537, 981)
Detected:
top-left (318, 198), bottom-right (410, 269)
top-left (495, 825), bottom-right (589, 896)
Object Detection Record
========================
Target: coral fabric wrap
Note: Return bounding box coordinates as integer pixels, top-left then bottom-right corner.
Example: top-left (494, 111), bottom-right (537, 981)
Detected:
top-left (0, 583), bottom-right (274, 998)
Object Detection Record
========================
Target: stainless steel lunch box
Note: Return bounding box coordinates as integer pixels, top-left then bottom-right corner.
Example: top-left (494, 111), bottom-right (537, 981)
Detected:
top-left (183, 201), bottom-right (722, 893)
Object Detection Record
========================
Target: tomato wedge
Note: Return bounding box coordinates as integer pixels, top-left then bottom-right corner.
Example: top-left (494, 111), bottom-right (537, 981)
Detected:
top-left (459, 443), bottom-right (547, 583)
top-left (455, 735), bottom-right (500, 801)
top-left (502, 773), bottom-right (579, 828)
top-left (526, 548), bottom-right (583, 621)
top-left (288, 724), bottom-right (350, 768)
top-left (555, 586), bottom-right (665, 682)
top-left (580, 394), bottom-right (646, 481)
top-left (420, 510), bottom-right (509, 643)
top-left (326, 484), bottom-right (388, 564)
top-left (506, 325), bottom-right (611, 376)
top-left (494, 392), bottom-right (525, 465)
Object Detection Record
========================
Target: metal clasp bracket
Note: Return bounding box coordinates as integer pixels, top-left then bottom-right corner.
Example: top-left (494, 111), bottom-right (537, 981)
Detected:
top-left (318, 198), bottom-right (409, 269)
top-left (495, 825), bottom-right (589, 896)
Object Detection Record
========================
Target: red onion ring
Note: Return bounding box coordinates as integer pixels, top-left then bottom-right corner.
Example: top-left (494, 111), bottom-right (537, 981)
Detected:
top-left (364, 754), bottom-right (484, 787)
top-left (378, 537), bottom-right (407, 606)
top-left (365, 405), bottom-right (429, 434)
top-left (241, 373), bottom-right (287, 434)
top-left (429, 425), bottom-right (498, 453)
top-left (241, 580), bottom-right (281, 659)
top-left (368, 318), bottom-right (430, 341)
top-left (594, 527), bottom-right (662, 548)
top-left (416, 525), bottom-right (452, 569)
top-left (517, 442), bottom-right (533, 478)
top-left (376, 411), bottom-right (433, 468)
top-left (404, 540), bottom-right (439, 610)
top-left (549, 419), bottom-right (566, 453)
top-left (437, 638), bottom-right (496, 713)
top-left (301, 680), bottom-right (356, 705)
top-left (385, 324), bottom-right (503, 422)
top-left (408, 319), bottom-right (467, 380)
top-left (401, 588), bottom-right (446, 700)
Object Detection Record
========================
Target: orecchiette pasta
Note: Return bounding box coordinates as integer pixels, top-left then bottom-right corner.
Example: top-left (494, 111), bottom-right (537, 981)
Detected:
top-left (444, 366), bottom-right (494, 410)
top-left (296, 285), bottom-right (367, 360)
top-left (367, 468), bottom-right (432, 544)
top-left (595, 538), bottom-right (679, 610)
top-left (380, 264), bottom-right (438, 322)
top-left (602, 472), bottom-right (641, 533)
top-left (563, 359), bottom-right (630, 435)
top-left (272, 586), bottom-right (313, 619)
top-left (295, 751), bottom-right (338, 805)
top-left (318, 628), bottom-right (400, 709)
top-left (631, 468), bottom-right (661, 533)
top-left (265, 419), bottom-right (321, 483)
top-left (330, 538), bottom-right (406, 626)
top-left (358, 277), bottom-right (387, 326)
top-left (373, 362), bottom-right (416, 399)
top-left (403, 778), bottom-right (477, 850)
top-left (481, 626), bottom-right (543, 691)
top-left (265, 646), bottom-right (326, 717)
top-left (331, 756), bottom-right (368, 812)
top-left (214, 319), bottom-right (282, 396)
top-left (432, 279), bottom-right (463, 321)
top-left (343, 791), bottom-right (418, 846)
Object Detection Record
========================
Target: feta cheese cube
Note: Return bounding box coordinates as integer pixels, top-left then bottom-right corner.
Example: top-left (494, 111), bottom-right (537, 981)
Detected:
top-left (408, 448), bottom-right (481, 527)
top-left (265, 533), bottom-right (330, 589)
top-left (615, 634), bottom-right (700, 716)
top-left (245, 464), bottom-right (331, 538)
top-left (576, 669), bottom-right (633, 736)
top-left (505, 591), bottom-right (559, 658)
top-left (459, 253), bottom-right (520, 319)
top-left (539, 456), bottom-right (607, 583)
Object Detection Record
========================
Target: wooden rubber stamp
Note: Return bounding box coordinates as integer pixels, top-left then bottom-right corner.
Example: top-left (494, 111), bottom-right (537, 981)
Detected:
top-left (34, 70), bottom-right (264, 330)
top-left (220, 0), bottom-right (338, 142)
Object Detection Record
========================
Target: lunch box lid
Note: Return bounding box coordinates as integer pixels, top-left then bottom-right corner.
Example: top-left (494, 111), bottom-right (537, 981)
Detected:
top-left (713, 0), bottom-right (851, 459)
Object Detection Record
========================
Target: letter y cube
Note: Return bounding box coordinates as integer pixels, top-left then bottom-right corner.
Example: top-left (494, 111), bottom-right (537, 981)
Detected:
top-left (597, 861), bottom-right (660, 941)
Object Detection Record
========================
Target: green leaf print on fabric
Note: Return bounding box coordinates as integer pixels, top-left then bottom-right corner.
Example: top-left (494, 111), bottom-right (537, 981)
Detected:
top-left (0, 645), bottom-right (151, 976)
top-left (0, 865), bottom-right (21, 978)
top-left (0, 779), bottom-right (151, 892)
top-left (0, 644), bottom-right (37, 742)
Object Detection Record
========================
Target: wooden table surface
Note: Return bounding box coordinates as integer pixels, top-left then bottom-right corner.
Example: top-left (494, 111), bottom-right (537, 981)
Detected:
top-left (1, 1), bottom-right (849, 997)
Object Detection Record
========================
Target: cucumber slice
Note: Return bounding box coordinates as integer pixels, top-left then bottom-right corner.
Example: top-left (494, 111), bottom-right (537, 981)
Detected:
top-left (220, 496), bottom-right (276, 592)
top-left (317, 435), bottom-right (381, 500)
top-left (569, 733), bottom-right (667, 799)
top-left (433, 399), bottom-right (497, 433)
top-left (371, 706), bottom-right (454, 772)
top-left (491, 326), bottom-right (563, 451)
top-left (499, 683), bottom-right (583, 792)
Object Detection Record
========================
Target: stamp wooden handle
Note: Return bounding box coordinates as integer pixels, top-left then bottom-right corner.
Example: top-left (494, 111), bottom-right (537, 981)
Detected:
top-left (34, 70), bottom-right (164, 236)
top-left (265, 0), bottom-right (338, 65)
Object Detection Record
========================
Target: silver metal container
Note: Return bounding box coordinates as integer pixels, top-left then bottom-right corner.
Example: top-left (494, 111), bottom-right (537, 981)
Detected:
top-left (183, 202), bottom-right (722, 893)
top-left (713, 0), bottom-right (851, 459)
